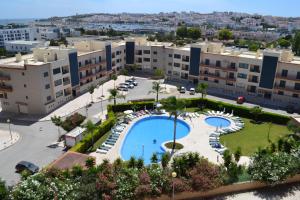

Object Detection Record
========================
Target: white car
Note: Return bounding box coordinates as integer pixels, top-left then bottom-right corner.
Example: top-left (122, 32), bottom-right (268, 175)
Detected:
top-left (180, 86), bottom-right (186, 93)
top-left (189, 88), bottom-right (195, 95)
top-left (124, 83), bottom-right (134, 89)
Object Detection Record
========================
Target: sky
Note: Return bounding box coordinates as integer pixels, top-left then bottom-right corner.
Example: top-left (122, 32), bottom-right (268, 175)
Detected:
top-left (0, 0), bottom-right (300, 19)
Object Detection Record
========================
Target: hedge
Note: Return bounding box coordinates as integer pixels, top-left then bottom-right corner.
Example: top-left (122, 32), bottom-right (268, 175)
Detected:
top-left (70, 111), bottom-right (116, 153)
top-left (110, 101), bottom-right (155, 113)
top-left (186, 98), bottom-right (290, 125)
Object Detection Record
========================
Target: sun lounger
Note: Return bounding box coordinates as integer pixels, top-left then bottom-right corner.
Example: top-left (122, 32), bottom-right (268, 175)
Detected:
top-left (99, 145), bottom-right (110, 150)
top-left (96, 149), bottom-right (108, 154)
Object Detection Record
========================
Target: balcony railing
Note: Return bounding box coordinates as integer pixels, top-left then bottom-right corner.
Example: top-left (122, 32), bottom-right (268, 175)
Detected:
top-left (274, 84), bottom-right (300, 93)
top-left (275, 74), bottom-right (300, 82)
top-left (250, 68), bottom-right (260, 73)
top-left (201, 64), bottom-right (237, 72)
top-left (0, 85), bottom-right (12, 92)
top-left (200, 72), bottom-right (236, 81)
top-left (0, 75), bottom-right (11, 81)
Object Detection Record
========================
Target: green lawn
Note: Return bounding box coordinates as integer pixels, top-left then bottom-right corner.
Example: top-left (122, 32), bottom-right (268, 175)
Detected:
top-left (220, 118), bottom-right (291, 156)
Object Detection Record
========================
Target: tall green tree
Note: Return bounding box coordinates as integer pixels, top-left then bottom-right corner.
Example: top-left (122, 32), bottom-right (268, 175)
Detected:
top-left (292, 31), bottom-right (300, 56)
top-left (84, 120), bottom-right (97, 148)
top-left (278, 38), bottom-right (291, 48)
top-left (148, 81), bottom-right (164, 102)
top-left (111, 74), bottom-right (118, 89)
top-left (108, 88), bottom-right (125, 105)
top-left (176, 26), bottom-right (188, 38)
top-left (187, 27), bottom-right (202, 40)
top-left (218, 29), bottom-right (233, 40)
top-left (88, 85), bottom-right (95, 103)
top-left (162, 96), bottom-right (186, 152)
top-left (250, 106), bottom-right (262, 123)
top-left (51, 115), bottom-right (62, 140)
top-left (196, 83), bottom-right (208, 99)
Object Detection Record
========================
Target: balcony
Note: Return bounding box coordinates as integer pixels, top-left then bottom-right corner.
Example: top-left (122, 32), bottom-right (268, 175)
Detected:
top-left (0, 75), bottom-right (11, 81)
top-left (0, 85), bottom-right (12, 92)
top-left (274, 84), bottom-right (300, 94)
top-left (250, 68), bottom-right (260, 73)
top-left (275, 74), bottom-right (300, 82)
top-left (248, 78), bottom-right (258, 83)
top-left (182, 57), bottom-right (189, 62)
top-left (201, 64), bottom-right (237, 72)
top-left (200, 71), bottom-right (236, 82)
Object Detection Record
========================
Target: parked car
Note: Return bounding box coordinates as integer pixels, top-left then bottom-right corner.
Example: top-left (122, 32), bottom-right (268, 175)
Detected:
top-left (15, 161), bottom-right (39, 174)
top-left (132, 81), bottom-right (138, 86)
top-left (125, 79), bottom-right (133, 84)
top-left (124, 83), bottom-right (134, 89)
top-left (189, 88), bottom-right (195, 95)
top-left (180, 86), bottom-right (186, 93)
top-left (117, 85), bottom-right (128, 91)
top-left (236, 96), bottom-right (246, 104)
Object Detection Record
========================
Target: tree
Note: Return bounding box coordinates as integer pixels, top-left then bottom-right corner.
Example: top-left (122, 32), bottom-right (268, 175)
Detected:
top-left (176, 26), bottom-right (188, 38)
top-left (287, 120), bottom-right (300, 134)
top-left (161, 152), bottom-right (171, 169)
top-left (85, 157), bottom-right (96, 169)
top-left (148, 81), bottom-right (164, 102)
top-left (250, 106), bottom-right (262, 123)
top-left (234, 147), bottom-right (242, 163)
top-left (292, 31), bottom-right (300, 56)
top-left (108, 88), bottom-right (125, 105)
top-left (196, 83), bottom-right (208, 99)
top-left (150, 153), bottom-right (158, 163)
top-left (0, 178), bottom-right (8, 200)
top-left (111, 74), bottom-right (118, 89)
top-left (51, 115), bottom-right (62, 140)
top-left (162, 96), bottom-right (186, 152)
top-left (278, 38), bottom-right (291, 48)
top-left (84, 120), bottom-right (97, 148)
top-left (218, 29), bottom-right (233, 40)
top-left (154, 68), bottom-right (164, 78)
top-left (0, 48), bottom-right (7, 57)
top-left (187, 27), bottom-right (202, 40)
top-left (88, 85), bottom-right (95, 103)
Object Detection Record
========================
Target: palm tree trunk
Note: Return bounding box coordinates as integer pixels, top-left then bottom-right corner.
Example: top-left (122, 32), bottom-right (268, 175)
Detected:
top-left (114, 98), bottom-right (116, 105)
top-left (156, 91), bottom-right (159, 102)
top-left (172, 115), bottom-right (177, 153)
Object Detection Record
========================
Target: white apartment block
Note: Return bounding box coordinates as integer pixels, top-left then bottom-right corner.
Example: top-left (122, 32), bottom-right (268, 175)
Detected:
top-left (1, 38), bottom-right (300, 115)
top-left (0, 28), bottom-right (39, 48)
top-left (4, 40), bottom-right (44, 53)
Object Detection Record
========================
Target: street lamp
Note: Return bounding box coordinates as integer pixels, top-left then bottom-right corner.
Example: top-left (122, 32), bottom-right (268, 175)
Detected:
top-left (7, 119), bottom-right (12, 141)
top-left (101, 84), bottom-right (104, 97)
top-left (172, 171), bottom-right (177, 200)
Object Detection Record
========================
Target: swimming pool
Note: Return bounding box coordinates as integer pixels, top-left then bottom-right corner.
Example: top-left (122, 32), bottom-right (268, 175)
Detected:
top-left (121, 116), bottom-right (190, 164)
top-left (205, 117), bottom-right (231, 128)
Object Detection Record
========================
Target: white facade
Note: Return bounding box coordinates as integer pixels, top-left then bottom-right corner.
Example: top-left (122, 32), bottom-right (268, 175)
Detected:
top-left (0, 28), bottom-right (39, 48)
top-left (4, 40), bottom-right (45, 53)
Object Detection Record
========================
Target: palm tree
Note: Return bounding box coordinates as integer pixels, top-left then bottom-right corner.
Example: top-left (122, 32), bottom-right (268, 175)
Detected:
top-left (148, 81), bottom-right (164, 102)
top-left (111, 74), bottom-right (118, 89)
top-left (88, 85), bottom-right (95, 103)
top-left (84, 120), bottom-right (97, 148)
top-left (51, 115), bottom-right (62, 141)
top-left (162, 96), bottom-right (186, 153)
top-left (196, 83), bottom-right (208, 98)
top-left (108, 88), bottom-right (125, 105)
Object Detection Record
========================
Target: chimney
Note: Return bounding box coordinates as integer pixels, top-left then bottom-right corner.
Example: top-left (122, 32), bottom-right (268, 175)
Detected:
top-left (15, 53), bottom-right (22, 62)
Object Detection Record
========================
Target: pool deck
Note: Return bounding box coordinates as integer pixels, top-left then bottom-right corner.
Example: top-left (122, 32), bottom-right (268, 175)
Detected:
top-left (90, 114), bottom-right (250, 166)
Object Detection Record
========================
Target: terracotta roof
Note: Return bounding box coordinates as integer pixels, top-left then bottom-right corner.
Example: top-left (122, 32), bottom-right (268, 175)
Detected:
top-left (49, 151), bottom-right (94, 170)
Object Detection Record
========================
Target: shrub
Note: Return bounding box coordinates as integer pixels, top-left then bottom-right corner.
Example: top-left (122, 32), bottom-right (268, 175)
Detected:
top-left (61, 113), bottom-right (86, 132)
top-left (110, 102), bottom-right (154, 113)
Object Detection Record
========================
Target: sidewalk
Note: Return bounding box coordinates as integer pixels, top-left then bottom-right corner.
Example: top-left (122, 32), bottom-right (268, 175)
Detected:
top-left (0, 130), bottom-right (20, 151)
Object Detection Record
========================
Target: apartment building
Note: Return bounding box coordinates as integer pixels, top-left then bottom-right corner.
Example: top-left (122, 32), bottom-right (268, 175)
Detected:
top-left (0, 28), bottom-right (39, 48)
top-left (2, 38), bottom-right (300, 115)
top-left (126, 39), bottom-right (300, 110)
top-left (4, 40), bottom-right (44, 53)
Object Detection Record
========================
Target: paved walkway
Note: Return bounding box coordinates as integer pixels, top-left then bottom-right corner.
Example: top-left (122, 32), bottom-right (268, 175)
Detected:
top-left (0, 129), bottom-right (19, 151)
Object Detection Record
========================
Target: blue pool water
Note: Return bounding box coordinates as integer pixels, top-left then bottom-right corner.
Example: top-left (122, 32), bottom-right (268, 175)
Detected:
top-left (121, 116), bottom-right (190, 164)
top-left (205, 117), bottom-right (231, 128)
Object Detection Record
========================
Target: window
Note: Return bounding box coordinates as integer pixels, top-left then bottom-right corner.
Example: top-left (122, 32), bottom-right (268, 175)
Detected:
top-left (294, 83), bottom-right (300, 90)
top-left (216, 60), bottom-right (221, 67)
top-left (78, 62), bottom-right (81, 67)
top-left (230, 63), bottom-right (236, 68)
top-left (26, 96), bottom-right (28, 99)
top-left (169, 54), bottom-right (172, 58)
top-left (153, 59), bottom-right (157, 63)
top-left (99, 56), bottom-right (101, 62)
top-left (47, 96), bottom-right (52, 101)
top-left (53, 67), bottom-right (61, 75)
top-left (143, 58), bottom-right (150, 62)
top-left (239, 63), bottom-right (249, 69)
top-left (22, 72), bottom-right (25, 76)
top-left (174, 54), bottom-right (181, 59)
top-left (24, 84), bottom-right (27, 88)
top-left (281, 69), bottom-right (288, 77)
top-left (174, 63), bottom-right (180, 67)
top-left (153, 51), bottom-right (157, 55)
top-left (237, 73), bottom-right (247, 79)
top-left (168, 62), bottom-right (172, 66)
top-left (279, 80), bottom-right (286, 88)
top-left (45, 84), bottom-right (50, 89)
top-left (205, 59), bottom-right (210, 65)
top-left (143, 50), bottom-right (150, 54)
top-left (214, 79), bottom-right (219, 83)
top-left (293, 94), bottom-right (299, 98)
top-left (54, 79), bottom-right (62, 86)
top-left (56, 90), bottom-right (63, 98)
top-left (44, 72), bottom-right (49, 77)
top-left (297, 72), bottom-right (300, 79)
